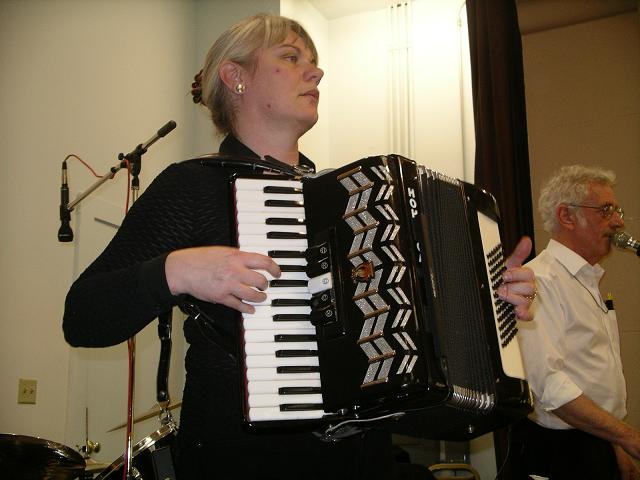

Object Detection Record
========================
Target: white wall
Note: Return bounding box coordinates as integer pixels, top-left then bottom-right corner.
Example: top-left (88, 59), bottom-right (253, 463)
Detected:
top-left (326, 0), bottom-right (469, 178)
top-left (411, 0), bottom-right (468, 179)
top-left (0, 0), bottom-right (193, 446)
top-left (326, 9), bottom-right (390, 168)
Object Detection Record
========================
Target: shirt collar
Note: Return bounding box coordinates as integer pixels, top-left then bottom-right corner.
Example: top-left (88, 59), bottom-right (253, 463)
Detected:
top-left (219, 134), bottom-right (315, 172)
top-left (547, 238), bottom-right (605, 281)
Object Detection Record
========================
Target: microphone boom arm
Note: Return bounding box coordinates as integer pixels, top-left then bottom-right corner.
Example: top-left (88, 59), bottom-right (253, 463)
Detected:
top-left (66, 161), bottom-right (127, 212)
top-left (58, 120), bottom-right (177, 242)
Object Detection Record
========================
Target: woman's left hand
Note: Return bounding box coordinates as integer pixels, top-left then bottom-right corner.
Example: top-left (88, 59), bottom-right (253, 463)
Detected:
top-left (498, 236), bottom-right (536, 321)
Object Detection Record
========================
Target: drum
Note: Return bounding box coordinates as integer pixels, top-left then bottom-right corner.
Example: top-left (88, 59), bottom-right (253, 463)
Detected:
top-left (0, 433), bottom-right (85, 480)
top-left (94, 423), bottom-right (177, 480)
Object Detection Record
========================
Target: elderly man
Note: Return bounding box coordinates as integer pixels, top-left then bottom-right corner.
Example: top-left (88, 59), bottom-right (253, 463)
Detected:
top-left (514, 165), bottom-right (640, 479)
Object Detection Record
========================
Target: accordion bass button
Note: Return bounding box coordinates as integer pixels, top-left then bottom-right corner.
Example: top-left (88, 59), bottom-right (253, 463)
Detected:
top-left (307, 259), bottom-right (331, 279)
top-left (308, 272), bottom-right (333, 294)
top-left (306, 242), bottom-right (330, 261)
top-left (309, 306), bottom-right (336, 327)
top-left (311, 291), bottom-right (332, 309)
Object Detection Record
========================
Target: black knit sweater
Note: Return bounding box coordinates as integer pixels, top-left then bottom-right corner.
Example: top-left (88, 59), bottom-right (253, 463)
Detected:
top-left (63, 135), bottom-right (394, 479)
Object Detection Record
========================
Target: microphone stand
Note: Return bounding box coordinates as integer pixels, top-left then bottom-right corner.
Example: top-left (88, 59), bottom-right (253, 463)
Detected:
top-left (118, 121), bottom-right (176, 480)
top-left (57, 120), bottom-right (176, 480)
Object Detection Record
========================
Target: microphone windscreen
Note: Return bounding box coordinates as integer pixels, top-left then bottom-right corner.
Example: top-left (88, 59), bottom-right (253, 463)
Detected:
top-left (157, 120), bottom-right (177, 137)
top-left (612, 231), bottom-right (631, 248)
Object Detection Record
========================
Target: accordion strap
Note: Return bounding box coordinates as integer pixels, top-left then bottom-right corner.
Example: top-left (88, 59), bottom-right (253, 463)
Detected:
top-left (181, 153), bottom-right (314, 177)
top-left (156, 310), bottom-right (172, 406)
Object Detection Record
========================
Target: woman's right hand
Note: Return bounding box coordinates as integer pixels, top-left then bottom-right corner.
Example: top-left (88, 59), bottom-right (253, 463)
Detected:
top-left (165, 246), bottom-right (281, 314)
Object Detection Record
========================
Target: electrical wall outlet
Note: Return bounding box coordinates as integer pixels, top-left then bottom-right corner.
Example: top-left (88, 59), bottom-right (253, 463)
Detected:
top-left (18, 378), bottom-right (37, 404)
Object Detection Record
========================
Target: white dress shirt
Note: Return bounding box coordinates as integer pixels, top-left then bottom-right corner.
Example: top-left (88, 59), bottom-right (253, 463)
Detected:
top-left (518, 239), bottom-right (627, 429)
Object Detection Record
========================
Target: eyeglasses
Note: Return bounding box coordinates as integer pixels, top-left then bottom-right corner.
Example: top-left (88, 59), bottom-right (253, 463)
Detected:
top-left (568, 203), bottom-right (624, 220)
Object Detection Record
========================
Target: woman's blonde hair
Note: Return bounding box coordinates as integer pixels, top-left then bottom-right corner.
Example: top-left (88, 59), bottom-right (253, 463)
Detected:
top-left (196, 14), bottom-right (318, 135)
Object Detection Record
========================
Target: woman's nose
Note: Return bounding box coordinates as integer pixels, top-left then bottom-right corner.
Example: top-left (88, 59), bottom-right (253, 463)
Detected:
top-left (309, 65), bottom-right (324, 85)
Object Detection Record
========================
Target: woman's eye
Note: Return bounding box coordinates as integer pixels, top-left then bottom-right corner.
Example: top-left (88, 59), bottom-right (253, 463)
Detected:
top-left (285, 55), bottom-right (298, 63)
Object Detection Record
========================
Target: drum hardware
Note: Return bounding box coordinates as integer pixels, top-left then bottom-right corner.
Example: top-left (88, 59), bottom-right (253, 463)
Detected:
top-left (78, 439), bottom-right (101, 456)
top-left (77, 406), bottom-right (101, 458)
top-left (93, 421), bottom-right (178, 480)
top-left (107, 401), bottom-right (182, 432)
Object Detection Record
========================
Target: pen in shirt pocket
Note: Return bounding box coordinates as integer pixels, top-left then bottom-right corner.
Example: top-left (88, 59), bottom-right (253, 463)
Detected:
top-left (605, 292), bottom-right (614, 311)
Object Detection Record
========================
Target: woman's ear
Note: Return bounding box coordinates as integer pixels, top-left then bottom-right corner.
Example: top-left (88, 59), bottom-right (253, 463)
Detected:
top-left (219, 61), bottom-right (244, 94)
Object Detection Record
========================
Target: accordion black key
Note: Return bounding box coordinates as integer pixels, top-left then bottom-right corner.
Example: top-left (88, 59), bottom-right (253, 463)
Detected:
top-left (233, 154), bottom-right (532, 441)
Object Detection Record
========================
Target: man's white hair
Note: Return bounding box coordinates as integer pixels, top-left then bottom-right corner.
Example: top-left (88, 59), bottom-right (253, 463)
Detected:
top-left (538, 164), bottom-right (616, 233)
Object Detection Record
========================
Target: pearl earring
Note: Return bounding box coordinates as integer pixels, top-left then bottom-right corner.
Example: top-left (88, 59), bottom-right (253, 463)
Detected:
top-left (235, 83), bottom-right (245, 94)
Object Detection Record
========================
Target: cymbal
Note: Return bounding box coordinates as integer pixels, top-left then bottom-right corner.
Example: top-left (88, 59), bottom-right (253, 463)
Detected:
top-left (0, 433), bottom-right (85, 480)
top-left (107, 401), bottom-right (182, 432)
top-left (84, 458), bottom-right (110, 472)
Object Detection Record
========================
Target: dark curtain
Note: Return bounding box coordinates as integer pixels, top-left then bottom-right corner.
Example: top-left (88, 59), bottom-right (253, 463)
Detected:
top-left (465, 0), bottom-right (535, 478)
top-left (466, 0), bottom-right (535, 255)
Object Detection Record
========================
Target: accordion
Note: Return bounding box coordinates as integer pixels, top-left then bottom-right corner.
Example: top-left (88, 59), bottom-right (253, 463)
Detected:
top-left (233, 154), bottom-right (532, 441)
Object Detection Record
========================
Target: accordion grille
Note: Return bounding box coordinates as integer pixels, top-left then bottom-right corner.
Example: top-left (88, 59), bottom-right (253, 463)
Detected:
top-left (423, 172), bottom-right (495, 411)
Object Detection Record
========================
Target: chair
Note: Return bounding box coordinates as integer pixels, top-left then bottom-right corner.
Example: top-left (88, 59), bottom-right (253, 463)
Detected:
top-left (428, 462), bottom-right (481, 480)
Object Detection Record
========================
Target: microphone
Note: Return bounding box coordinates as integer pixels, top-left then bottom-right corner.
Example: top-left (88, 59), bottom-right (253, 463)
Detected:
top-left (57, 161), bottom-right (73, 242)
top-left (612, 231), bottom-right (640, 256)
